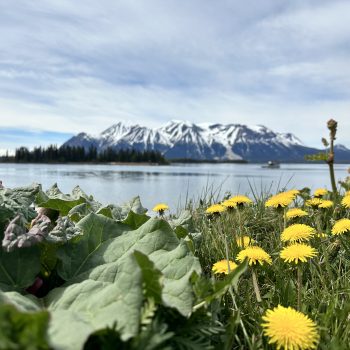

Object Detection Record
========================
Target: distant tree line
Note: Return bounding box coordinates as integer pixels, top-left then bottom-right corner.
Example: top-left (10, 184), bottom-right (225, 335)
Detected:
top-left (0, 145), bottom-right (168, 164)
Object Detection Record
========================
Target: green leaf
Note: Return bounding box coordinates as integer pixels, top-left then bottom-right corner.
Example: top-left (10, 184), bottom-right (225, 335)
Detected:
top-left (58, 217), bottom-right (201, 314)
top-left (0, 184), bottom-right (40, 236)
top-left (207, 260), bottom-right (248, 301)
top-left (0, 246), bottom-right (41, 290)
top-left (47, 256), bottom-right (144, 344)
top-left (68, 203), bottom-right (91, 222)
top-left (281, 278), bottom-right (296, 305)
top-left (111, 196), bottom-right (148, 220)
top-left (174, 226), bottom-right (188, 239)
top-left (0, 303), bottom-right (50, 350)
top-left (169, 210), bottom-right (193, 231)
top-left (47, 216), bottom-right (82, 243)
top-left (0, 291), bottom-right (41, 312)
top-left (123, 211), bottom-right (150, 230)
top-left (1, 216), bottom-right (201, 350)
top-left (56, 213), bottom-right (129, 280)
top-left (35, 184), bottom-right (87, 216)
top-left (95, 205), bottom-right (114, 219)
top-left (54, 218), bottom-right (200, 341)
top-left (134, 251), bottom-right (163, 303)
top-left (48, 309), bottom-right (96, 350)
top-left (305, 152), bottom-right (328, 162)
top-left (192, 260), bottom-right (248, 307)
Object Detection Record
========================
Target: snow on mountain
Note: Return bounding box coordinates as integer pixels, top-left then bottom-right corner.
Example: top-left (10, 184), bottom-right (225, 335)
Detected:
top-left (62, 120), bottom-right (348, 162)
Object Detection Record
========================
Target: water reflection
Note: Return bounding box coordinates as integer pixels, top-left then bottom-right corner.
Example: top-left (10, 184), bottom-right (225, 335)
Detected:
top-left (46, 170), bottom-right (225, 178)
top-left (0, 163), bottom-right (348, 210)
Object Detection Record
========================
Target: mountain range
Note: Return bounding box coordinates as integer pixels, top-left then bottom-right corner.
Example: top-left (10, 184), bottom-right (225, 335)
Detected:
top-left (63, 120), bottom-right (350, 162)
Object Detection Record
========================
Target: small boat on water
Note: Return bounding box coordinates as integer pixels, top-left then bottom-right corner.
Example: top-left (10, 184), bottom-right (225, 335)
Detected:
top-left (262, 161), bottom-right (280, 169)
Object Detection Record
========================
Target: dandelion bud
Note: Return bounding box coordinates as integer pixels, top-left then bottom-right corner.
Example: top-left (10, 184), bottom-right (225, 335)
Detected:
top-left (327, 119), bottom-right (338, 139)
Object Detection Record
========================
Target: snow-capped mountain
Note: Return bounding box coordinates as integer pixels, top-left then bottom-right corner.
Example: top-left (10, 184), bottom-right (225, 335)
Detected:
top-left (62, 121), bottom-right (350, 162)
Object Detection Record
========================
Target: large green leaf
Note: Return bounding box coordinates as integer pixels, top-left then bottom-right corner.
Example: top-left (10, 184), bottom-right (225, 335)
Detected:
top-left (58, 218), bottom-right (201, 315)
top-left (0, 184), bottom-right (40, 236)
top-left (48, 257), bottom-right (143, 342)
top-left (35, 184), bottom-right (88, 216)
top-left (0, 291), bottom-right (41, 311)
top-left (0, 246), bottom-right (41, 291)
top-left (168, 210), bottom-right (193, 231)
top-left (57, 213), bottom-right (130, 280)
top-left (0, 210), bottom-right (202, 350)
top-left (134, 251), bottom-right (163, 303)
top-left (67, 203), bottom-right (92, 223)
top-left (122, 210), bottom-right (150, 230)
top-left (108, 196), bottom-right (148, 220)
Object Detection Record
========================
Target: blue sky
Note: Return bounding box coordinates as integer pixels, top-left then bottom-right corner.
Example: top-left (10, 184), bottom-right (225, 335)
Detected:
top-left (0, 0), bottom-right (350, 152)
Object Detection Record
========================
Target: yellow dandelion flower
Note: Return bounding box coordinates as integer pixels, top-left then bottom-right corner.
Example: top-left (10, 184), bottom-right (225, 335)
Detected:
top-left (222, 199), bottom-right (237, 209)
top-left (262, 305), bottom-right (319, 350)
top-left (229, 195), bottom-right (253, 206)
top-left (341, 195), bottom-right (350, 209)
top-left (265, 192), bottom-right (295, 208)
top-left (286, 189), bottom-right (300, 197)
top-left (318, 199), bottom-right (333, 209)
top-left (286, 208), bottom-right (308, 220)
top-left (205, 204), bottom-right (226, 215)
top-left (313, 188), bottom-right (328, 197)
top-left (152, 203), bottom-right (169, 213)
top-left (280, 243), bottom-right (317, 264)
top-left (305, 198), bottom-right (322, 208)
top-left (212, 259), bottom-right (238, 274)
top-left (346, 190), bottom-right (350, 196)
top-left (236, 235), bottom-right (256, 248)
top-left (331, 218), bottom-right (350, 235)
top-left (281, 224), bottom-right (315, 243)
top-left (237, 246), bottom-right (272, 265)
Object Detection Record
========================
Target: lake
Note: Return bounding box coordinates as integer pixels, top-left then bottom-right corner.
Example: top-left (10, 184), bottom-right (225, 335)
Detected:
top-left (0, 163), bottom-right (349, 211)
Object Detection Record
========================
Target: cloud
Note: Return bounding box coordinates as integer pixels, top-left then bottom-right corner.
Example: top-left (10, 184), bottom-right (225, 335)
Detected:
top-left (0, 128), bottom-right (72, 155)
top-left (0, 0), bottom-right (349, 150)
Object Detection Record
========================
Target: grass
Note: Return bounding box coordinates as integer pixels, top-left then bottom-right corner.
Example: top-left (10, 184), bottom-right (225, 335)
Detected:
top-left (184, 186), bottom-right (350, 349)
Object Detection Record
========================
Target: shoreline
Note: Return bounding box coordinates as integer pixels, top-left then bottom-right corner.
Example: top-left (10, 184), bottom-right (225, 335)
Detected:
top-left (0, 161), bottom-right (168, 166)
top-left (0, 160), bottom-right (349, 165)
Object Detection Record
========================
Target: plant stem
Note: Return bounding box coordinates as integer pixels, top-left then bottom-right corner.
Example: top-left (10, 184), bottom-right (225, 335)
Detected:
top-left (316, 211), bottom-right (322, 233)
top-left (230, 291), bottom-right (252, 349)
top-left (328, 161), bottom-right (337, 197)
top-left (236, 209), bottom-right (246, 248)
top-left (297, 265), bottom-right (302, 311)
top-left (223, 224), bottom-right (253, 349)
top-left (327, 119), bottom-right (338, 197)
top-left (251, 268), bottom-right (262, 303)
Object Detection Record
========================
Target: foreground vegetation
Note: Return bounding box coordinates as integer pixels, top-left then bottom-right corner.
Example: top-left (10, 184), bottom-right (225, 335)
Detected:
top-left (1, 120), bottom-right (348, 349)
top-left (0, 176), bottom-right (350, 349)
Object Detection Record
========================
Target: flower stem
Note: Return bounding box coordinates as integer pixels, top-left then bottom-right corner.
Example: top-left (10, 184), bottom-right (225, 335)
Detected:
top-left (297, 265), bottom-right (302, 311)
top-left (236, 209), bottom-right (246, 248)
top-left (251, 268), bottom-right (262, 303)
top-left (327, 119), bottom-right (338, 197)
top-left (223, 225), bottom-right (253, 349)
top-left (237, 209), bottom-right (243, 234)
top-left (316, 211), bottom-right (322, 233)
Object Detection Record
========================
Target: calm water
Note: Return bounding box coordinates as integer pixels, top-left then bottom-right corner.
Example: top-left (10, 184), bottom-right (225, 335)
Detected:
top-left (0, 163), bottom-right (349, 210)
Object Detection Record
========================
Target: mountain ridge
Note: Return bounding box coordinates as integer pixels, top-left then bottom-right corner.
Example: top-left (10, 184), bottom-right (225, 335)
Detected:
top-left (62, 120), bottom-right (350, 162)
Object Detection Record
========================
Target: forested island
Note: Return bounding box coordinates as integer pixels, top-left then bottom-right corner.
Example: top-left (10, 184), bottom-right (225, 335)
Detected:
top-left (0, 145), bottom-right (168, 164)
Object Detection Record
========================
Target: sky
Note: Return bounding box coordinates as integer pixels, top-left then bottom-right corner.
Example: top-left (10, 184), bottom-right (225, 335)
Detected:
top-left (0, 0), bottom-right (350, 153)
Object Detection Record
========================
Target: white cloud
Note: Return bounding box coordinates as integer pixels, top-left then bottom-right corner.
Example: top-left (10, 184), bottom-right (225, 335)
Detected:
top-left (0, 0), bottom-right (349, 149)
